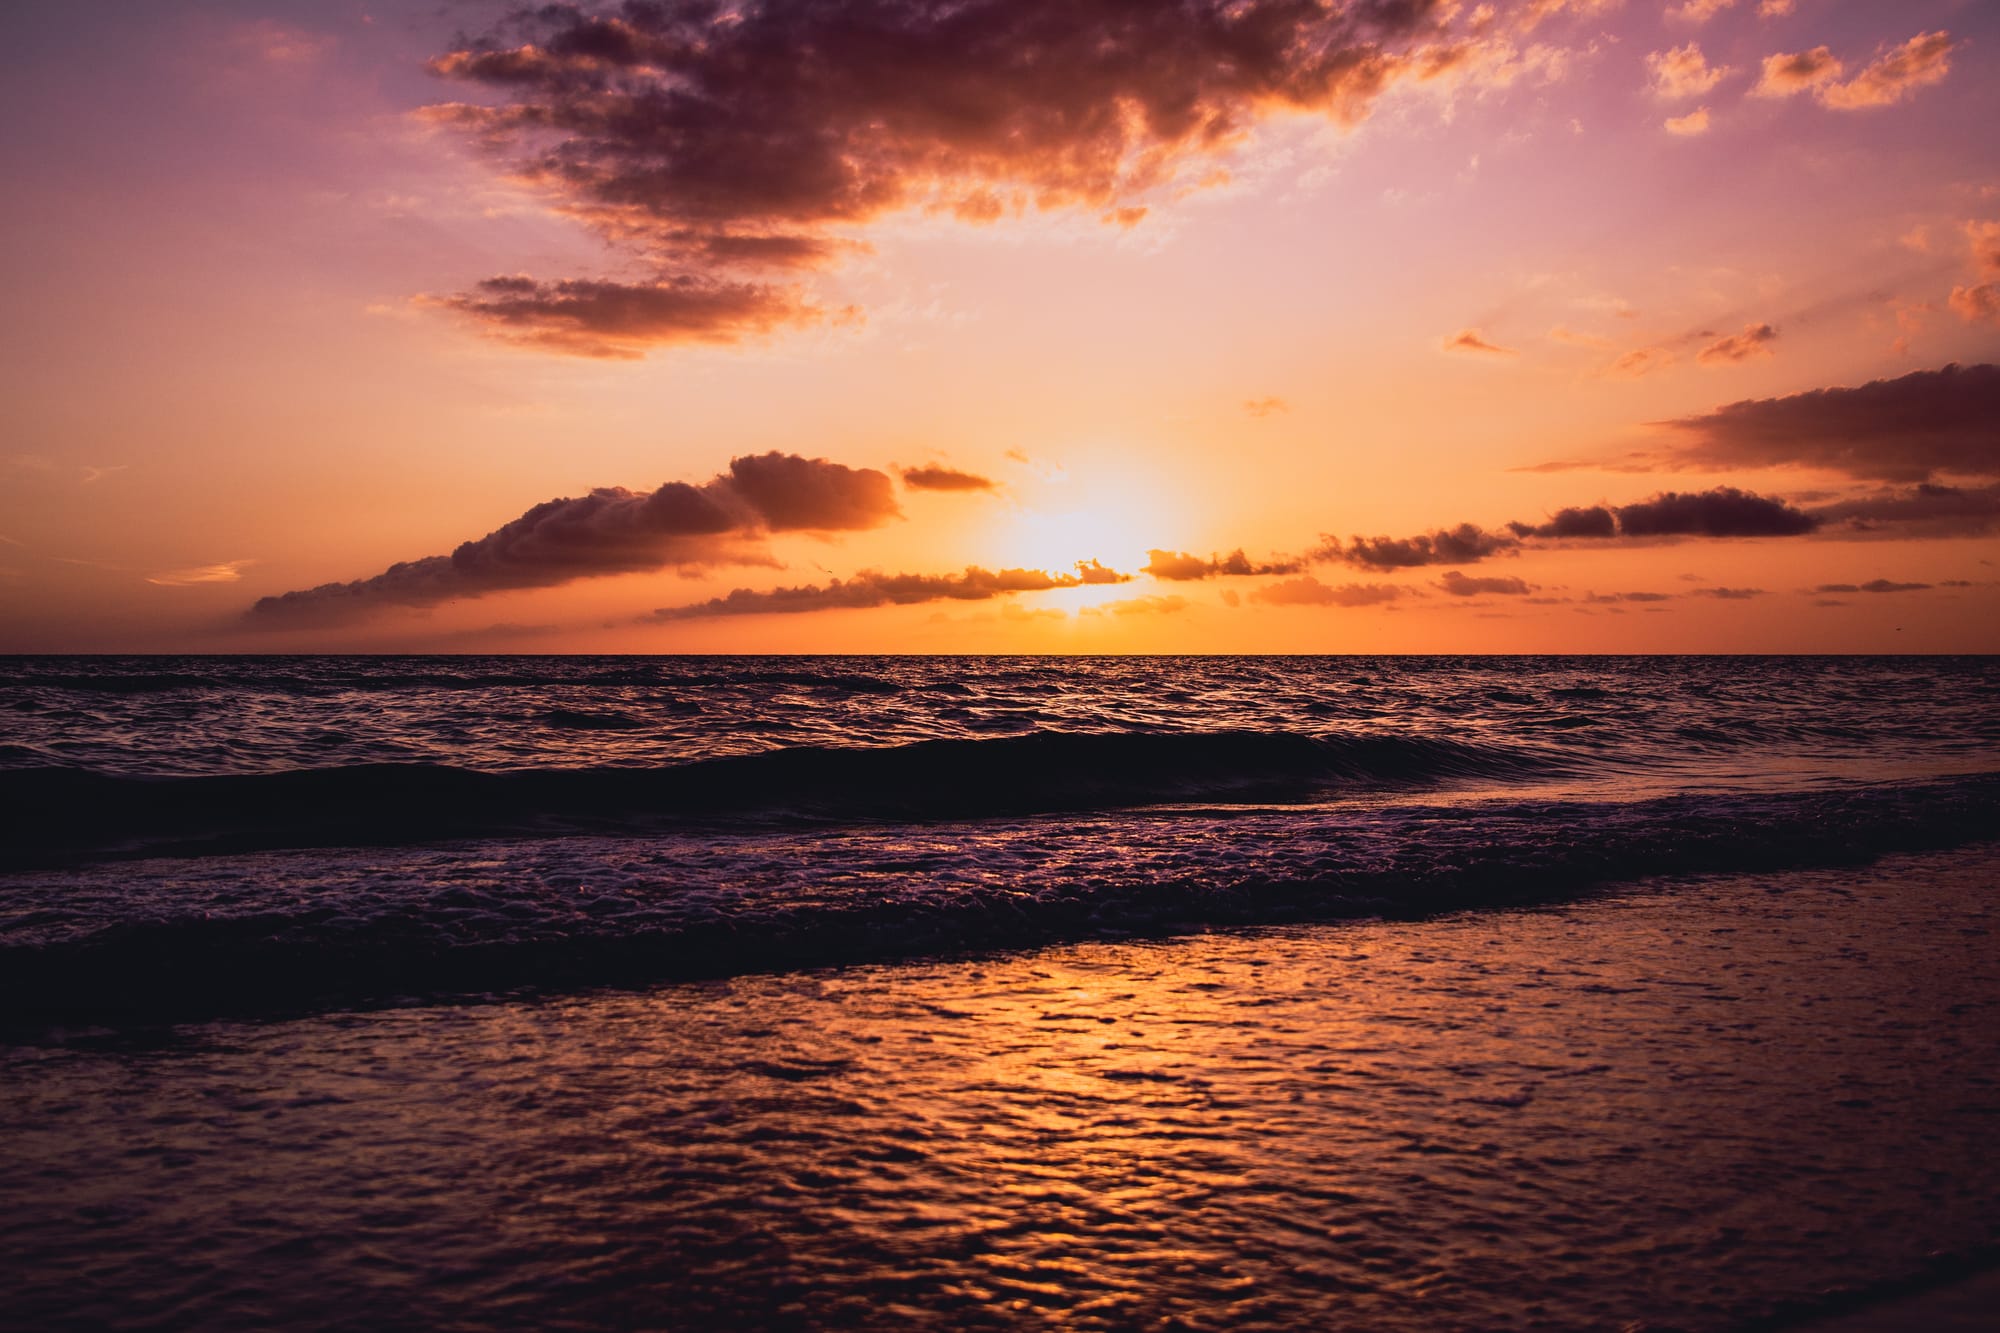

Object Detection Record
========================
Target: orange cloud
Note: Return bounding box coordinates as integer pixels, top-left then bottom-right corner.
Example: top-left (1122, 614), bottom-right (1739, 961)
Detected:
top-left (1243, 396), bottom-right (1290, 418)
top-left (1817, 31), bottom-right (1956, 109)
top-left (1696, 323), bottom-right (1779, 365)
top-left (1444, 328), bottom-right (1517, 356)
top-left (1951, 284), bottom-right (2000, 326)
top-left (1664, 107), bottom-right (1712, 136)
top-left (1603, 346), bottom-right (1675, 378)
top-left (1967, 221), bottom-right (2000, 276)
top-left (1752, 46), bottom-right (1844, 98)
top-left (1670, 0), bottom-right (1736, 25)
top-left (1753, 32), bottom-right (1956, 109)
top-left (1647, 44), bottom-right (1727, 99)
top-left (146, 560), bottom-right (254, 588)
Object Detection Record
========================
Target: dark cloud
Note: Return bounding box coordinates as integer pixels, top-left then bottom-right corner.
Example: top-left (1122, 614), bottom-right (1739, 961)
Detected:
top-left (426, 275), bottom-right (828, 358)
top-left (1321, 523), bottom-right (1518, 570)
top-left (1507, 505), bottom-right (1617, 539)
top-left (900, 465), bottom-right (997, 493)
top-left (1691, 586), bottom-right (1765, 599)
top-left (1658, 363), bottom-right (2000, 482)
top-left (1696, 322), bottom-right (1778, 366)
top-left (425, 0), bottom-right (1460, 353)
top-left (248, 453), bottom-right (898, 628)
top-left (1438, 570), bottom-right (1534, 597)
top-left (1814, 579), bottom-right (1933, 595)
top-left (1143, 548), bottom-right (1306, 581)
top-left (646, 561), bottom-right (1130, 619)
top-left (1585, 590), bottom-right (1674, 603)
top-left (1614, 486), bottom-right (1819, 537)
top-left (1807, 482), bottom-right (2000, 537)
top-left (1249, 576), bottom-right (1406, 607)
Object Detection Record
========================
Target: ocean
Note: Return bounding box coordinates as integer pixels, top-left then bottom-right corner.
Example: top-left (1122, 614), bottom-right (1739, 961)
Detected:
top-left (2, 655), bottom-right (1997, 1329)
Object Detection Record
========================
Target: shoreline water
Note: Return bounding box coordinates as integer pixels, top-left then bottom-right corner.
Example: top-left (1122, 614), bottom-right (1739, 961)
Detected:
top-left (6, 845), bottom-right (1997, 1330)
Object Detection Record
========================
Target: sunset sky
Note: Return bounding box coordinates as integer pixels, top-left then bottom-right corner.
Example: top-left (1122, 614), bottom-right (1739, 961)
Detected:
top-left (3, 0), bottom-right (1997, 653)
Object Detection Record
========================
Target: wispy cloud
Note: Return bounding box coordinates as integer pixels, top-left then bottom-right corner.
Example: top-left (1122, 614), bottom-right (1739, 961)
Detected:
top-left (1443, 328), bottom-right (1518, 356)
top-left (1696, 323), bottom-right (1778, 365)
top-left (900, 465), bottom-right (997, 493)
top-left (147, 559), bottom-right (254, 587)
top-left (643, 561), bottom-right (1130, 620)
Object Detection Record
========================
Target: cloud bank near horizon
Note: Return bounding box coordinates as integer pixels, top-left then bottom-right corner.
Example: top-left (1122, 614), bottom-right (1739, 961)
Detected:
top-left (247, 452), bottom-right (900, 627)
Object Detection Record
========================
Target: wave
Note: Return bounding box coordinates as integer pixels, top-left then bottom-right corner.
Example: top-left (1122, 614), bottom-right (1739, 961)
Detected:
top-left (3, 775), bottom-right (1993, 1029)
top-left (0, 729), bottom-right (1564, 869)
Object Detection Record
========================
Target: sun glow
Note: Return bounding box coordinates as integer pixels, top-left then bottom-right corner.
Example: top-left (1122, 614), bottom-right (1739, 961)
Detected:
top-left (982, 470), bottom-right (1187, 582)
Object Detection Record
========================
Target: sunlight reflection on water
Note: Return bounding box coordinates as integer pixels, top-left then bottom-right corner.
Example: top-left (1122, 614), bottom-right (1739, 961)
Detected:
top-left (4, 847), bottom-right (1997, 1330)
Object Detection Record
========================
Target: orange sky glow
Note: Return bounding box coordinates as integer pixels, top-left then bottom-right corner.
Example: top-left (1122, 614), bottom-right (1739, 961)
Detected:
top-left (3, 0), bottom-right (1997, 652)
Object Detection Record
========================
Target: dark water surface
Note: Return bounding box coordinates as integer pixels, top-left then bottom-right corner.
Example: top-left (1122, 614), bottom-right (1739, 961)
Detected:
top-left (2, 656), bottom-right (1997, 1328)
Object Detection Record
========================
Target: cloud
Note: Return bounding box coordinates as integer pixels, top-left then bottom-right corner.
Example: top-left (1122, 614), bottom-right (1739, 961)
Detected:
top-left (1753, 32), bottom-right (1956, 109)
top-left (1444, 328), bottom-right (1517, 356)
top-left (1243, 396), bottom-right (1290, 418)
top-left (1757, 0), bottom-right (1794, 15)
top-left (1807, 482), bottom-right (2000, 537)
top-left (1072, 559), bottom-right (1129, 585)
top-left (1143, 548), bottom-right (1306, 581)
top-left (1604, 346), bottom-right (1674, 378)
top-left (1814, 580), bottom-right (1932, 595)
top-left (1968, 221), bottom-right (2000, 277)
top-left (1613, 487), bottom-right (1819, 537)
top-left (1085, 594), bottom-right (1190, 617)
top-left (1691, 586), bottom-right (1766, 599)
top-left (146, 559), bottom-right (254, 588)
top-left (1752, 46), bottom-right (1843, 98)
top-left (646, 561), bottom-right (1130, 620)
top-left (1647, 44), bottom-right (1728, 99)
top-left (1658, 363), bottom-right (2000, 481)
top-left (248, 453), bottom-right (899, 628)
top-left (422, 0), bottom-right (1465, 354)
top-left (1664, 107), bottom-right (1712, 137)
top-left (1249, 576), bottom-right (1407, 607)
top-left (425, 275), bottom-right (828, 358)
top-left (1951, 284), bottom-right (2000, 327)
top-left (1817, 31), bottom-right (1956, 110)
top-left (1438, 570), bottom-right (1534, 596)
top-left (1670, 0), bottom-right (1735, 24)
top-left (1585, 589), bottom-right (1674, 603)
top-left (901, 465), bottom-right (997, 492)
top-left (1506, 505), bottom-right (1618, 539)
top-left (1696, 322), bottom-right (1778, 365)
top-left (1322, 523), bottom-right (1519, 570)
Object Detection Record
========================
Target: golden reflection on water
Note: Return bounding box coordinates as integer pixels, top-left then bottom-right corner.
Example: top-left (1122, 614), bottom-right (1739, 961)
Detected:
top-left (5, 851), bottom-right (2000, 1329)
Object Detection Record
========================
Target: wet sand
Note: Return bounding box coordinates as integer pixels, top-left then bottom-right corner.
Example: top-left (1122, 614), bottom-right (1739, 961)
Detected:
top-left (3, 844), bottom-right (1997, 1330)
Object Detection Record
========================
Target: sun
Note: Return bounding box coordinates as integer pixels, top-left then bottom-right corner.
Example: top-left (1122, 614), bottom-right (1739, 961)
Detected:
top-left (980, 466), bottom-right (1188, 585)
